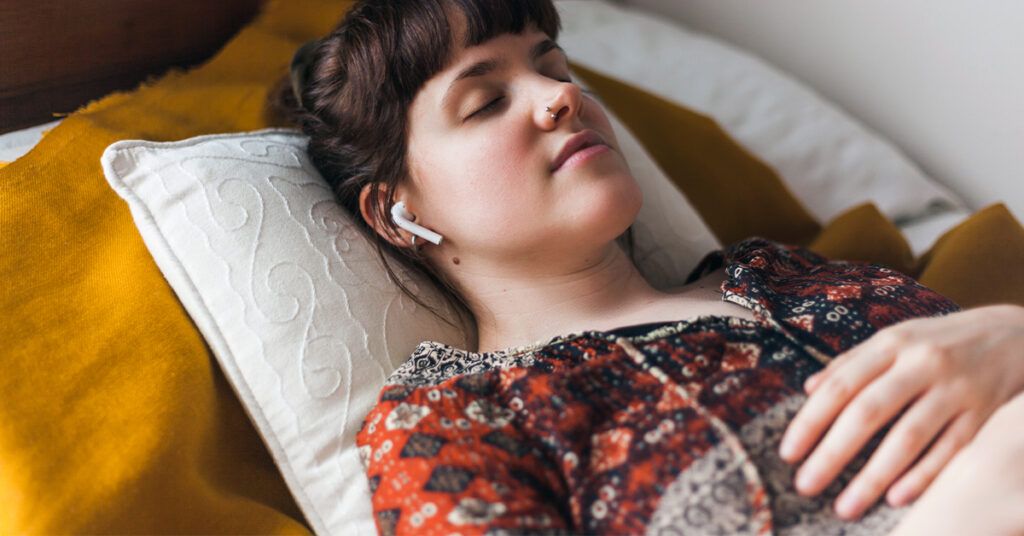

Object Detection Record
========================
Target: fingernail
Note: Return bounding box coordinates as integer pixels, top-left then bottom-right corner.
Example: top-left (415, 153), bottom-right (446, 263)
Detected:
top-left (804, 373), bottom-right (820, 392)
top-left (795, 465), bottom-right (818, 494)
top-left (887, 485), bottom-right (910, 506)
top-left (779, 434), bottom-right (796, 461)
top-left (835, 491), bottom-right (861, 518)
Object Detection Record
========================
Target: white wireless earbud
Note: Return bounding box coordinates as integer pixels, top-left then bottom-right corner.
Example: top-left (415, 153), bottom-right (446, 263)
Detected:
top-left (390, 201), bottom-right (443, 245)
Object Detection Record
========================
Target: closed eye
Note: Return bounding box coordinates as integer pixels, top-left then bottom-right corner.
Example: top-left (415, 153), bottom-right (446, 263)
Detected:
top-left (467, 96), bottom-right (505, 120)
top-left (464, 80), bottom-right (596, 122)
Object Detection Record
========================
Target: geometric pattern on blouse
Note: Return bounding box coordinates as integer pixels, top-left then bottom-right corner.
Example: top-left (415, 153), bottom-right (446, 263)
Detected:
top-left (356, 237), bottom-right (961, 535)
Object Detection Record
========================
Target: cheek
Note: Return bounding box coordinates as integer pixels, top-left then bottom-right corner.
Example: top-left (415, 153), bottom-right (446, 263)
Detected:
top-left (467, 120), bottom-right (534, 170)
top-left (417, 131), bottom-right (548, 237)
top-left (585, 99), bottom-right (620, 148)
top-left (461, 125), bottom-right (542, 193)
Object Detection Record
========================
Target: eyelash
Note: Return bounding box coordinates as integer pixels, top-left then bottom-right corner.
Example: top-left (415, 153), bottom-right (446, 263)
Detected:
top-left (470, 97), bottom-right (505, 119)
top-left (466, 79), bottom-right (594, 121)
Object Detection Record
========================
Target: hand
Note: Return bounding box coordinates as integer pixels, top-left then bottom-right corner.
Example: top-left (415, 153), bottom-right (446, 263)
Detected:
top-left (777, 304), bottom-right (1024, 520)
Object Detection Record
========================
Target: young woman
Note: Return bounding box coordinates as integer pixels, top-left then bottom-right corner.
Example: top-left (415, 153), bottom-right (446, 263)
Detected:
top-left (276, 1), bottom-right (1024, 534)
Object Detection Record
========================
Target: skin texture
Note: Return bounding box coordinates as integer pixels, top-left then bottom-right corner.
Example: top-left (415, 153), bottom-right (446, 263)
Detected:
top-left (354, 18), bottom-right (1024, 531)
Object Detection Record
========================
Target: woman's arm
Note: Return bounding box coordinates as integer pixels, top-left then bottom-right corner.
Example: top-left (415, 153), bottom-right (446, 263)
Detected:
top-left (776, 303), bottom-right (1024, 519)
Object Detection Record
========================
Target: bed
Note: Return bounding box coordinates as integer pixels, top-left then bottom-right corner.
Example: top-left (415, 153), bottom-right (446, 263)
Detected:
top-left (2, 1), bottom-right (1022, 534)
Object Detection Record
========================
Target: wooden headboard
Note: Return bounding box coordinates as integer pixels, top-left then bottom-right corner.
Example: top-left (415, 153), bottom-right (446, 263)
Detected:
top-left (0, 0), bottom-right (265, 134)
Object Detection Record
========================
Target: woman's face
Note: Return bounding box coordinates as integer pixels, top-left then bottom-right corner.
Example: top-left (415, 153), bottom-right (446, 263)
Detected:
top-left (401, 24), bottom-right (642, 265)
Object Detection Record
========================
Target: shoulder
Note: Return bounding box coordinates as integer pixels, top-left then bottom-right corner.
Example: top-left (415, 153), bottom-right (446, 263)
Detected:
top-left (718, 236), bottom-right (961, 355)
top-left (355, 371), bottom-right (505, 465)
top-left (720, 236), bottom-right (943, 300)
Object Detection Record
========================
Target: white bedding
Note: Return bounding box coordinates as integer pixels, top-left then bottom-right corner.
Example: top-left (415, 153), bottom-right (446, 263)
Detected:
top-left (0, 120), bottom-right (61, 162)
top-left (627, 0), bottom-right (1024, 224)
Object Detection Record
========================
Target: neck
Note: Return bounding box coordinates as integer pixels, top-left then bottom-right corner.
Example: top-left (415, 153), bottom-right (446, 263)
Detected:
top-left (444, 241), bottom-right (668, 353)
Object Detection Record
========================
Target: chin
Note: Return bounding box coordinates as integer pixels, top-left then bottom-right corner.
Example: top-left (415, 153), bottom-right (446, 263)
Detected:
top-left (597, 167), bottom-right (643, 216)
top-left (568, 173), bottom-right (643, 243)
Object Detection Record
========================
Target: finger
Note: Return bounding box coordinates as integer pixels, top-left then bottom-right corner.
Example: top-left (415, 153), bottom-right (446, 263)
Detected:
top-left (805, 346), bottom-right (860, 394)
top-left (809, 319), bottom-right (928, 394)
top-left (885, 412), bottom-right (981, 507)
top-left (806, 373), bottom-right (823, 393)
top-left (794, 365), bottom-right (929, 497)
top-left (780, 342), bottom-right (895, 464)
top-left (832, 389), bottom-right (957, 519)
top-left (804, 370), bottom-right (825, 393)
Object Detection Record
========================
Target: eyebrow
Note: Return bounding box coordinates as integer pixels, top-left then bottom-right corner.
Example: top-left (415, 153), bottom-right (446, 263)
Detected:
top-left (440, 38), bottom-right (565, 110)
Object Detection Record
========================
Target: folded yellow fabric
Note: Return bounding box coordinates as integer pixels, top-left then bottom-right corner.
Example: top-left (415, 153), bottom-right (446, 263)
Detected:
top-left (570, 63), bottom-right (822, 247)
top-left (804, 202), bottom-right (1024, 308)
top-left (0, 0), bottom-right (355, 533)
top-left (808, 202), bottom-right (917, 276)
top-left (916, 203), bottom-right (1024, 308)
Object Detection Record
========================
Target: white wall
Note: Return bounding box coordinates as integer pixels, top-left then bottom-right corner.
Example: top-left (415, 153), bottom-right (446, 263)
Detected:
top-left (626, 0), bottom-right (1024, 221)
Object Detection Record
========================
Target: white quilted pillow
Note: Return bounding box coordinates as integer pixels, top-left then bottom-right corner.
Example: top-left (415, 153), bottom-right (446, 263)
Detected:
top-left (100, 119), bottom-right (717, 534)
top-left (557, 0), bottom-right (966, 225)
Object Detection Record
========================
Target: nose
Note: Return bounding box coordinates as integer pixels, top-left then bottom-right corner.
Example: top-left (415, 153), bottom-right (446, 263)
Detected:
top-left (536, 80), bottom-right (584, 129)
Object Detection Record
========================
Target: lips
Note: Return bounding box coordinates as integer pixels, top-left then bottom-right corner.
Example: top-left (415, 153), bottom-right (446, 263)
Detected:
top-left (550, 130), bottom-right (607, 172)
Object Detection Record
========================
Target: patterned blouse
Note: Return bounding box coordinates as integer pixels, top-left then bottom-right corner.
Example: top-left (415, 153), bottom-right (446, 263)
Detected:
top-left (355, 237), bottom-right (960, 535)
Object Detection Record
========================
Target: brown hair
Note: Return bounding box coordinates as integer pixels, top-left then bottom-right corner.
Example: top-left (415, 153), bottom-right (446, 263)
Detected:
top-left (269, 0), bottom-right (634, 338)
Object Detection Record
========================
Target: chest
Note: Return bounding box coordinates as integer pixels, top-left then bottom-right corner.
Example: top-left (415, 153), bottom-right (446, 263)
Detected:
top-left (634, 271), bottom-right (757, 325)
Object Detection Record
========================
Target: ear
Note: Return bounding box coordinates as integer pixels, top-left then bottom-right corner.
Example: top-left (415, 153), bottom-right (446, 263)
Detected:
top-left (358, 182), bottom-right (415, 249)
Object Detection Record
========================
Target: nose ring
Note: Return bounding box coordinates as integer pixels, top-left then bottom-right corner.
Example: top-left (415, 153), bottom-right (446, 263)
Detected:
top-left (545, 106), bottom-right (558, 121)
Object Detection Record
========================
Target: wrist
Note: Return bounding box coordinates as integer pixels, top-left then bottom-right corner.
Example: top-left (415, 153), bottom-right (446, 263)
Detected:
top-left (991, 303), bottom-right (1024, 321)
top-left (973, 303), bottom-right (1024, 320)
top-left (970, 304), bottom-right (1024, 403)
top-left (994, 304), bottom-right (1024, 397)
